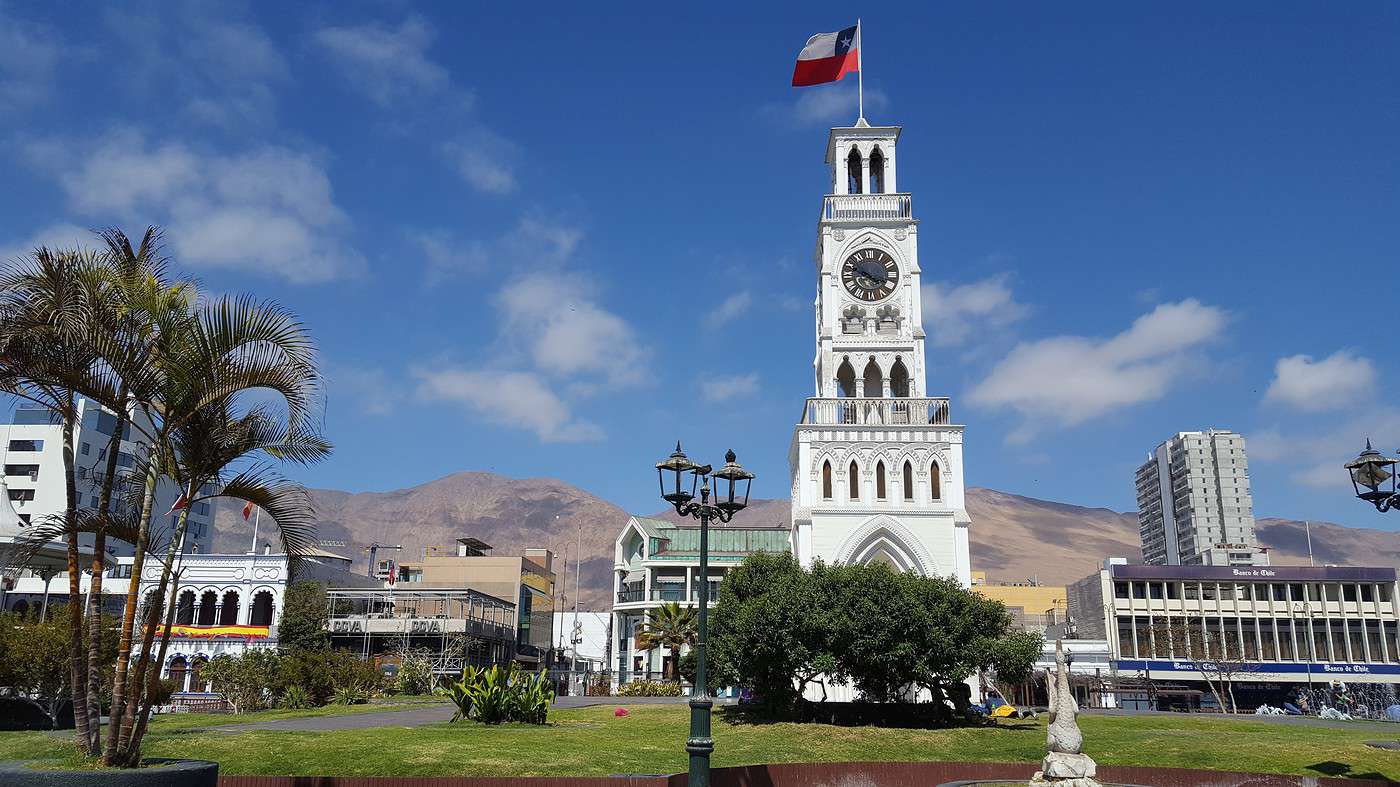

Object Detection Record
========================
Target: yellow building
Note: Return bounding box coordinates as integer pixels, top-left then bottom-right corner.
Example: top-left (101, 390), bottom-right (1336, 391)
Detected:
top-left (971, 570), bottom-right (1068, 631)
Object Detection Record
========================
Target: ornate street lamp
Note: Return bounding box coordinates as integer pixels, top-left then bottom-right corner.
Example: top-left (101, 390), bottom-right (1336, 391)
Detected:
top-left (1344, 440), bottom-right (1400, 512)
top-left (654, 442), bottom-right (753, 787)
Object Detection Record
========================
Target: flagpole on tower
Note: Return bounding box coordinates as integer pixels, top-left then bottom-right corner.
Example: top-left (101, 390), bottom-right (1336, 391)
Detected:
top-left (856, 18), bottom-right (864, 123)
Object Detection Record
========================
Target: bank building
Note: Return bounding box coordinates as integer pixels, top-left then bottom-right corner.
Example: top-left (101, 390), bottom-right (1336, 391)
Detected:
top-left (788, 119), bottom-right (972, 587)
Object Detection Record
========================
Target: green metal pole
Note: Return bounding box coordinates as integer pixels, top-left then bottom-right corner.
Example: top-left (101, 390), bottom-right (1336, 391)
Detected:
top-left (686, 482), bottom-right (713, 787)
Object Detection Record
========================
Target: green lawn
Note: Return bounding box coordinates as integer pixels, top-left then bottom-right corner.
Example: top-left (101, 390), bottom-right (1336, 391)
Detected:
top-left (0, 705), bottom-right (1396, 780)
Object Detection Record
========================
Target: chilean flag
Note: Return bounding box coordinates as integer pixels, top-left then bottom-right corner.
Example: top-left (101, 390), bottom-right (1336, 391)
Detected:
top-left (792, 24), bottom-right (859, 87)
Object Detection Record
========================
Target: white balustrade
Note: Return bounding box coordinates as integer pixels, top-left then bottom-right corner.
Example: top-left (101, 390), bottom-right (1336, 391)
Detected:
top-left (801, 397), bottom-right (950, 426)
top-left (822, 193), bottom-right (912, 222)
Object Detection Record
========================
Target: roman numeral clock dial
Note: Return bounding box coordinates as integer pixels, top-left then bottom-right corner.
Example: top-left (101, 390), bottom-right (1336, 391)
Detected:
top-left (840, 248), bottom-right (899, 302)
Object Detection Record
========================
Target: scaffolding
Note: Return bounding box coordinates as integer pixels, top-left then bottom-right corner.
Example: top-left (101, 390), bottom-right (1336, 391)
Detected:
top-left (326, 587), bottom-right (517, 675)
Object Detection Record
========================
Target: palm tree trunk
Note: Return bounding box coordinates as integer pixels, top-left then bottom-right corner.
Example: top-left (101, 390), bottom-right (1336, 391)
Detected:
top-left (84, 399), bottom-right (126, 753)
top-left (123, 504), bottom-right (192, 765)
top-left (103, 454), bottom-right (159, 765)
top-left (61, 394), bottom-right (93, 753)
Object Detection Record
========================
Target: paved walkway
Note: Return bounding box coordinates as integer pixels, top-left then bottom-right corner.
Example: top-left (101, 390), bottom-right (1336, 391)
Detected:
top-left (203, 696), bottom-right (704, 732)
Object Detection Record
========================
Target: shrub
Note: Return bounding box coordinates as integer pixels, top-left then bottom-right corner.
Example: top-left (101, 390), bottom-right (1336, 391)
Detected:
top-left (446, 663), bottom-right (553, 725)
top-left (279, 684), bottom-right (311, 709)
top-left (394, 649), bottom-right (437, 695)
top-left (277, 648), bottom-right (382, 705)
top-left (331, 683), bottom-right (369, 706)
top-left (201, 649), bottom-right (282, 714)
top-left (147, 678), bottom-right (178, 707)
top-left (618, 679), bottom-right (683, 697)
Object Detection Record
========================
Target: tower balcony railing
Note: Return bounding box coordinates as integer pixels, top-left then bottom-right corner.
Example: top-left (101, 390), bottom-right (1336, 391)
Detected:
top-left (822, 193), bottom-right (912, 223)
top-left (801, 397), bottom-right (950, 426)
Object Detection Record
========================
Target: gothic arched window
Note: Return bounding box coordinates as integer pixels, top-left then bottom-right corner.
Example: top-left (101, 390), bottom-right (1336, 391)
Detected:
top-left (870, 147), bottom-right (886, 194)
top-left (930, 460), bottom-right (942, 500)
top-left (836, 358), bottom-right (857, 398)
top-left (876, 461), bottom-right (887, 500)
top-left (903, 461), bottom-right (914, 500)
top-left (219, 590), bottom-right (240, 625)
top-left (847, 147), bottom-right (863, 194)
top-left (848, 461), bottom-right (860, 500)
top-left (175, 589), bottom-right (196, 625)
top-left (197, 590), bottom-right (217, 625)
top-left (890, 358), bottom-right (910, 397)
top-left (822, 461), bottom-right (833, 500)
top-left (862, 358), bottom-right (882, 397)
top-left (250, 591), bottom-right (274, 627)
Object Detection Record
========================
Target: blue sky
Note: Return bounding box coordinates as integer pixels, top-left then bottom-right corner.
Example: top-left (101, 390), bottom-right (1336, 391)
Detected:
top-left (1, 2), bottom-right (1397, 532)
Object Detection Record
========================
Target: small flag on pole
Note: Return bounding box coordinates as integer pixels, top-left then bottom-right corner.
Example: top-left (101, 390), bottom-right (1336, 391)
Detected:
top-left (242, 500), bottom-right (256, 520)
top-left (165, 494), bottom-right (188, 516)
top-left (791, 24), bottom-right (860, 87)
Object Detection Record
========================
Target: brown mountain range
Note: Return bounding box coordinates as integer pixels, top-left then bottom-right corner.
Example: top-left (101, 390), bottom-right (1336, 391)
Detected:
top-left (213, 472), bottom-right (1400, 608)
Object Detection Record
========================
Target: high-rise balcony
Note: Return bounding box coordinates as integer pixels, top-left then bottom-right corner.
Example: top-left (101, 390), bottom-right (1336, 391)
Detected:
top-left (800, 397), bottom-right (950, 426)
top-left (822, 193), bottom-right (912, 223)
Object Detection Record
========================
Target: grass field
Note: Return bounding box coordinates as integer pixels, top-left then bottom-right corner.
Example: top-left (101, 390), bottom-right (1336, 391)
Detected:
top-left (0, 704), bottom-right (1396, 780)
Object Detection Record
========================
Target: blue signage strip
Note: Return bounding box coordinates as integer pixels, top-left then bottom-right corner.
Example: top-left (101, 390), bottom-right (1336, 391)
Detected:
top-left (1116, 659), bottom-right (1400, 676)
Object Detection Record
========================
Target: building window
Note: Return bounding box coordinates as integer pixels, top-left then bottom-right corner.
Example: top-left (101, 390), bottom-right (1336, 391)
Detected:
top-left (846, 146), bottom-right (862, 194)
top-left (197, 590), bottom-right (218, 626)
top-left (219, 591), bottom-right (240, 625)
top-left (175, 589), bottom-right (196, 626)
top-left (929, 460), bottom-right (941, 500)
top-left (80, 442), bottom-right (90, 455)
top-left (7, 488), bottom-right (35, 502)
top-left (4, 464), bottom-right (39, 480)
top-left (822, 461), bottom-right (832, 500)
top-left (1114, 582), bottom-right (1129, 599)
top-left (869, 146), bottom-right (886, 194)
top-left (7, 439), bottom-right (42, 452)
top-left (848, 461), bottom-right (860, 500)
top-left (250, 591), bottom-right (274, 626)
top-left (902, 462), bottom-right (913, 500)
top-left (875, 462), bottom-right (887, 500)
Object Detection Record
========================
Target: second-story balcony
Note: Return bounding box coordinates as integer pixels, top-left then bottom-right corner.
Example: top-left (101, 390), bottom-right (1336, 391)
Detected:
top-left (801, 397), bottom-right (950, 427)
top-left (822, 193), bottom-right (912, 223)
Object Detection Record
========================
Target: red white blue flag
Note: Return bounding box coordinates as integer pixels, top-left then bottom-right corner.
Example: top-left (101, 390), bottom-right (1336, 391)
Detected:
top-left (792, 24), bottom-right (860, 87)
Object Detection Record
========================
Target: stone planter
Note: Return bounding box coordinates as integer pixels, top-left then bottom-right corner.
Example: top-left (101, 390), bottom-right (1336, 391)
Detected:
top-left (0, 758), bottom-right (218, 787)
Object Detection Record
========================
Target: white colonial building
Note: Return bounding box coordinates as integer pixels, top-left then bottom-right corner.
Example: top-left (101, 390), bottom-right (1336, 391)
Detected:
top-left (789, 120), bottom-right (972, 587)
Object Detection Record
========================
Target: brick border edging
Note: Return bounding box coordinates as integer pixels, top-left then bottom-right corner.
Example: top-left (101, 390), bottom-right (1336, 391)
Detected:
top-left (220, 761), bottom-right (1394, 787)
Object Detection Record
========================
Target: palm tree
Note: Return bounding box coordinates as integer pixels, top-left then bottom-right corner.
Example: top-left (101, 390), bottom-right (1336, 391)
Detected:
top-left (636, 602), bottom-right (698, 682)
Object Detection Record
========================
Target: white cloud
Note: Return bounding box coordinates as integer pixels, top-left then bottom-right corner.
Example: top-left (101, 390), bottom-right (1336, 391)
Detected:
top-left (325, 362), bottom-right (397, 416)
top-left (969, 299), bottom-right (1228, 441)
top-left (0, 8), bottom-right (62, 110)
top-left (498, 271), bottom-right (646, 385)
top-left (442, 127), bottom-right (518, 194)
top-left (767, 81), bottom-right (890, 126)
top-left (921, 274), bottom-right (1029, 347)
top-left (313, 16), bottom-right (451, 106)
top-left (414, 366), bottom-right (603, 443)
top-left (1251, 409), bottom-right (1400, 491)
top-left (32, 131), bottom-right (364, 283)
top-left (705, 291), bottom-right (753, 329)
top-left (1265, 351), bottom-right (1376, 412)
top-left (701, 373), bottom-right (760, 403)
top-left (0, 223), bottom-right (96, 263)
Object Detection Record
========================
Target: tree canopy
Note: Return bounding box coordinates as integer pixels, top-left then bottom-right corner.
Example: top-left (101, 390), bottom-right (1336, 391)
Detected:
top-left (710, 553), bottom-right (1037, 718)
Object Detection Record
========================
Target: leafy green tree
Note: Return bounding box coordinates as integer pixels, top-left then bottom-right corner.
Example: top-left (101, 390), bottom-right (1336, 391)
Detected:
top-left (984, 630), bottom-right (1044, 707)
top-left (201, 650), bottom-right (282, 714)
top-left (635, 601), bottom-right (696, 681)
top-left (277, 581), bottom-right (330, 652)
top-left (708, 552), bottom-right (837, 713)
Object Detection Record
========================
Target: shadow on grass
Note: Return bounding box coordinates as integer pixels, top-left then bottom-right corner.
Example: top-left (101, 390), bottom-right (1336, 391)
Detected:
top-left (1306, 760), bottom-right (1389, 781)
top-left (717, 704), bottom-right (1035, 732)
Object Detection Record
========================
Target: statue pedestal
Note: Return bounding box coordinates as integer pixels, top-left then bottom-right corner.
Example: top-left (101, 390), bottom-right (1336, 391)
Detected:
top-left (1030, 751), bottom-right (1101, 786)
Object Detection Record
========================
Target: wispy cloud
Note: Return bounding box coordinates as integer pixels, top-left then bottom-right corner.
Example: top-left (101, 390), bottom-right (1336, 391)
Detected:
top-left (705, 291), bottom-right (753, 329)
top-left (969, 299), bottom-right (1229, 442)
top-left (763, 81), bottom-right (889, 127)
top-left (701, 373), bottom-right (760, 403)
top-left (313, 15), bottom-right (454, 107)
top-left (1252, 409), bottom-right (1400, 491)
top-left (1264, 350), bottom-right (1376, 412)
top-left (442, 126), bottom-right (518, 194)
top-left (0, 223), bottom-right (97, 263)
top-left (922, 274), bottom-right (1029, 348)
top-left (414, 366), bottom-right (603, 443)
top-left (0, 7), bottom-right (62, 111)
top-left (29, 130), bottom-right (365, 283)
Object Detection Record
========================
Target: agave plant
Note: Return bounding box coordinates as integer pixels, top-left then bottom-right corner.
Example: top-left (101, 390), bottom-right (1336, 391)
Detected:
top-left (446, 663), bottom-right (553, 725)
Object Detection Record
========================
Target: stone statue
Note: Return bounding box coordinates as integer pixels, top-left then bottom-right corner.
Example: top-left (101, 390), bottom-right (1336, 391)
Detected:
top-left (1031, 640), bottom-right (1101, 787)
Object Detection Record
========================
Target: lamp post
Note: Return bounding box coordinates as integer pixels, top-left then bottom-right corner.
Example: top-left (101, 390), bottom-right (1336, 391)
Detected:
top-left (1344, 440), bottom-right (1400, 512)
top-left (655, 442), bottom-right (753, 787)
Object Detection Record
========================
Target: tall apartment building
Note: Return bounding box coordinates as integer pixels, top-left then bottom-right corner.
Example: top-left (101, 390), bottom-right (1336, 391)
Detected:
top-left (1134, 429), bottom-right (1266, 567)
top-left (3, 399), bottom-right (215, 557)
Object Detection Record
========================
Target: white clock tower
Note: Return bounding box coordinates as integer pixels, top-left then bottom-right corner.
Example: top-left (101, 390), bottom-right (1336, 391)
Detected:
top-left (789, 121), bottom-right (972, 587)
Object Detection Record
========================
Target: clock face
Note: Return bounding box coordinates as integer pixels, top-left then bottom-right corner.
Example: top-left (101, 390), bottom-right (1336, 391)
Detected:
top-left (840, 248), bottom-right (899, 302)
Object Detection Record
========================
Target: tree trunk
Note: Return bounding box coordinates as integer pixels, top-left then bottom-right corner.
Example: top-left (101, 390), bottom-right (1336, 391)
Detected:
top-left (61, 396), bottom-right (93, 754)
top-left (83, 400), bottom-right (125, 753)
top-left (103, 451), bottom-right (160, 765)
top-left (121, 502), bottom-right (192, 765)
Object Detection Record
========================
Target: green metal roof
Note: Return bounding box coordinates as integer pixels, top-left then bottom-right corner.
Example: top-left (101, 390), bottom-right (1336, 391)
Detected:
top-left (654, 526), bottom-right (791, 556)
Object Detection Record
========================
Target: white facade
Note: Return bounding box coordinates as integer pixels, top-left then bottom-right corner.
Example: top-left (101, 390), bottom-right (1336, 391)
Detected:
top-left (789, 122), bottom-right (972, 587)
top-left (3, 400), bottom-right (214, 557)
top-left (552, 610), bottom-right (609, 670)
top-left (1134, 429), bottom-right (1266, 567)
